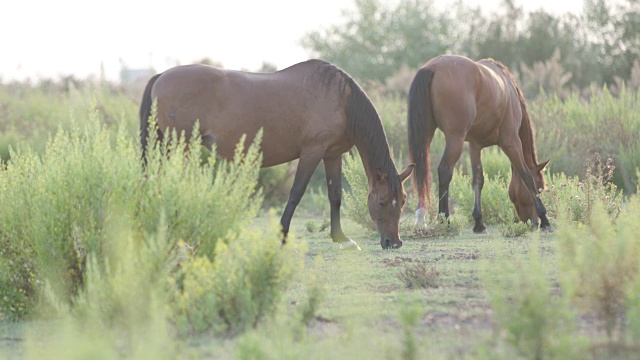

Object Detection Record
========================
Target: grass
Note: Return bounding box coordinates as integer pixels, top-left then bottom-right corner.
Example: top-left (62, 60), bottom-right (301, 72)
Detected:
top-left (0, 212), bottom-right (515, 358)
top-left (4, 203), bottom-right (640, 359)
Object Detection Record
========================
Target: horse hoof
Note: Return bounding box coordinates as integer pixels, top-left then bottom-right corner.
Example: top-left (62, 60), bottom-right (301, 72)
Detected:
top-left (339, 239), bottom-right (361, 251)
top-left (541, 225), bottom-right (555, 233)
top-left (473, 228), bottom-right (488, 235)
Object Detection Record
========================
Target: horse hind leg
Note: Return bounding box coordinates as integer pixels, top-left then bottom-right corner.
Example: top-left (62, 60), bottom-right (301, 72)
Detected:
top-left (469, 143), bottom-right (488, 234)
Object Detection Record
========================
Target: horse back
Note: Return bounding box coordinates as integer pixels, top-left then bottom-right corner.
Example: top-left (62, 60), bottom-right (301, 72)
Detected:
top-left (426, 55), bottom-right (521, 145)
top-left (150, 61), bottom-right (351, 167)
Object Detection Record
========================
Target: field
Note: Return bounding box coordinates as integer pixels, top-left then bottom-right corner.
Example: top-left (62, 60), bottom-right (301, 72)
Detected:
top-left (2, 211), bottom-right (638, 359)
top-left (0, 214), bottom-right (561, 358)
top-left (1, 82), bottom-right (640, 359)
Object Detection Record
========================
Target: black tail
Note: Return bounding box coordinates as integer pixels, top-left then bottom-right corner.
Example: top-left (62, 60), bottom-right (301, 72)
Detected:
top-left (407, 67), bottom-right (436, 211)
top-left (139, 73), bottom-right (162, 165)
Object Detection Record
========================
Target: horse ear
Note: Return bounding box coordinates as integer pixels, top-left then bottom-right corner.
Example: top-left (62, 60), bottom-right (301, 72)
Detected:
top-left (536, 160), bottom-right (550, 172)
top-left (399, 164), bottom-right (415, 183)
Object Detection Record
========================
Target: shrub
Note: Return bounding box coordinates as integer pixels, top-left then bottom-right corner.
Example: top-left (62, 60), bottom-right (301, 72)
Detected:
top-left (342, 151), bottom-right (376, 232)
top-left (541, 154), bottom-right (622, 225)
top-left (397, 262), bottom-right (440, 289)
top-left (530, 87), bottom-right (640, 194)
top-left (556, 200), bottom-right (640, 341)
top-left (499, 221), bottom-right (532, 238)
top-left (0, 113), bottom-right (263, 318)
top-left (296, 255), bottom-right (327, 328)
top-left (482, 235), bottom-right (583, 359)
top-left (449, 170), bottom-right (515, 226)
top-left (171, 218), bottom-right (306, 336)
top-left (25, 216), bottom-right (175, 359)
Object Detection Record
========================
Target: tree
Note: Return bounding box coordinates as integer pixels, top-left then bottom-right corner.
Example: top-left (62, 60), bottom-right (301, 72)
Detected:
top-left (301, 0), bottom-right (455, 83)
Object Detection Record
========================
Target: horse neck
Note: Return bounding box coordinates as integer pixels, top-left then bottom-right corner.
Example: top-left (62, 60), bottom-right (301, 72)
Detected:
top-left (354, 131), bottom-right (395, 181)
top-left (347, 99), bottom-right (397, 181)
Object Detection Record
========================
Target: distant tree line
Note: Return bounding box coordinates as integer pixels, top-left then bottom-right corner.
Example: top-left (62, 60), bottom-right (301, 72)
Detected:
top-left (302, 0), bottom-right (640, 96)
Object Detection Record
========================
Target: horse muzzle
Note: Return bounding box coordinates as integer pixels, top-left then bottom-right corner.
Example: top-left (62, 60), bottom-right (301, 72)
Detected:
top-left (381, 238), bottom-right (402, 249)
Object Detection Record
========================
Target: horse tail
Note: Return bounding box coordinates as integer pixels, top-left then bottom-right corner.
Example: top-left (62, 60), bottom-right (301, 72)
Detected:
top-left (139, 73), bottom-right (162, 165)
top-left (408, 67), bottom-right (436, 212)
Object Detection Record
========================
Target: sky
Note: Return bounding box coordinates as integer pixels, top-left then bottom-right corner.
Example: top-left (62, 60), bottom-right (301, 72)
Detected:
top-left (1, 0), bottom-right (584, 83)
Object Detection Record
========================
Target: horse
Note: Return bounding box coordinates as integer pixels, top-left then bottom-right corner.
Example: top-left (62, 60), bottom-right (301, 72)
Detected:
top-left (407, 54), bottom-right (551, 233)
top-left (139, 59), bottom-right (414, 249)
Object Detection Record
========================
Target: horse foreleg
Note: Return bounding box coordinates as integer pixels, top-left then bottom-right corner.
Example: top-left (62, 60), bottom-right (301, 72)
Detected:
top-left (438, 136), bottom-right (464, 220)
top-left (323, 157), bottom-right (348, 242)
top-left (280, 155), bottom-right (322, 244)
top-left (470, 143), bottom-right (487, 234)
top-left (323, 157), bottom-right (361, 250)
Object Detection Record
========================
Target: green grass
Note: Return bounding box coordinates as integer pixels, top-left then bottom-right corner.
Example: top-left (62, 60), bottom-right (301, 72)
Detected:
top-left (4, 210), bottom-right (640, 359)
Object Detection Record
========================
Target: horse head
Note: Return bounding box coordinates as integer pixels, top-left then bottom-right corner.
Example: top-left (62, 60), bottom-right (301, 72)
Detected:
top-left (368, 164), bottom-right (414, 249)
top-left (509, 160), bottom-right (549, 225)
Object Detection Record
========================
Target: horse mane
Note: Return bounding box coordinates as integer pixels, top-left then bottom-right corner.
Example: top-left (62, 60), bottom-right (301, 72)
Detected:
top-left (316, 61), bottom-right (400, 192)
top-left (487, 59), bottom-right (540, 167)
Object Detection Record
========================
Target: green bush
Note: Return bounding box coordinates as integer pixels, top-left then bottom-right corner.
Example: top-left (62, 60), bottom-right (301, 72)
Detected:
top-left (342, 151), bottom-right (376, 232)
top-left (499, 221), bottom-right (532, 238)
top-left (530, 87), bottom-right (640, 193)
top-left (0, 113), bottom-right (263, 318)
top-left (0, 82), bottom-right (138, 163)
top-left (449, 170), bottom-right (515, 226)
top-left (172, 218), bottom-right (306, 336)
top-left (24, 216), bottom-right (175, 359)
top-left (556, 200), bottom-right (640, 341)
top-left (482, 235), bottom-right (583, 359)
top-left (541, 154), bottom-right (622, 225)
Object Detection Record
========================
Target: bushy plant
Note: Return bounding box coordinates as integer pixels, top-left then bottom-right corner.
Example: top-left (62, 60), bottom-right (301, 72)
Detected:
top-left (0, 113), bottom-right (263, 318)
top-left (499, 221), bottom-right (532, 238)
top-left (342, 151), bottom-right (376, 232)
top-left (556, 200), bottom-right (640, 341)
top-left (483, 235), bottom-right (583, 359)
top-left (138, 124), bottom-right (263, 260)
top-left (415, 214), bottom-right (466, 238)
top-left (25, 216), bottom-right (175, 359)
top-left (449, 170), bottom-right (515, 226)
top-left (530, 87), bottom-right (640, 194)
top-left (397, 262), bottom-right (439, 289)
top-left (541, 154), bottom-right (622, 225)
top-left (171, 218), bottom-right (306, 336)
top-left (0, 82), bottom-right (138, 163)
top-left (296, 254), bottom-right (327, 328)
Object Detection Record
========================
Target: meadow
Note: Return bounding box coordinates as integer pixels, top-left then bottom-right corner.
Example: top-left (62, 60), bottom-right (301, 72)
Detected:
top-left (0, 80), bottom-right (640, 359)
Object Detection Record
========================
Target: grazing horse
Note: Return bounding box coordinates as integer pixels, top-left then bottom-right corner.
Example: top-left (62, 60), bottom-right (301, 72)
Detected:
top-left (408, 55), bottom-right (551, 233)
top-left (139, 59), bottom-right (414, 249)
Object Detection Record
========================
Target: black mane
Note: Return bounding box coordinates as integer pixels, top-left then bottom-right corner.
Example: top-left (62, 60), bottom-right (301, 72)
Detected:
top-left (315, 61), bottom-right (400, 193)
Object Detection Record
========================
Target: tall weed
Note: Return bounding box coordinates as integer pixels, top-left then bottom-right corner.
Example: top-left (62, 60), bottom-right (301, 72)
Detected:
top-left (530, 87), bottom-right (640, 193)
top-left (556, 200), bottom-right (640, 342)
top-left (541, 154), bottom-right (622, 224)
top-left (449, 170), bottom-right (515, 226)
top-left (0, 113), bottom-right (263, 318)
top-left (24, 216), bottom-right (175, 359)
top-left (172, 218), bottom-right (306, 336)
top-left (342, 152), bottom-right (376, 232)
top-left (482, 235), bottom-right (583, 359)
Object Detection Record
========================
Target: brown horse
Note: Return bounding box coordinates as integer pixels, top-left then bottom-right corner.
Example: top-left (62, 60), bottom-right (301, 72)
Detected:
top-left (408, 55), bottom-right (551, 233)
top-left (139, 59), bottom-right (414, 249)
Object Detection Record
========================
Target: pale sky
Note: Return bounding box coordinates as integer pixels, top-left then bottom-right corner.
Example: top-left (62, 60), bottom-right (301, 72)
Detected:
top-left (1, 0), bottom-right (583, 83)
